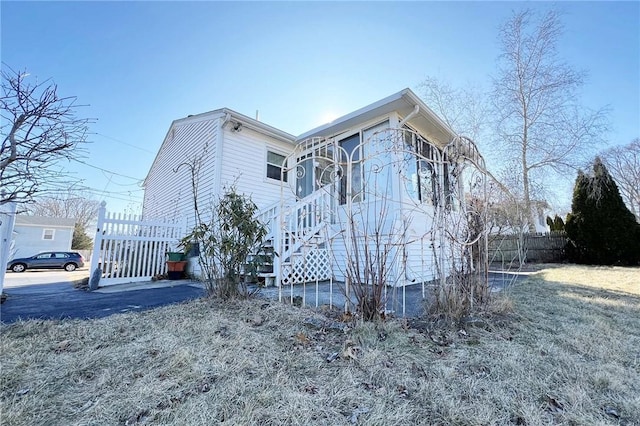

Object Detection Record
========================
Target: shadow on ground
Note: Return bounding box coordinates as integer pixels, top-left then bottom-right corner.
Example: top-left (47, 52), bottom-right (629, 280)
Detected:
top-left (1, 270), bottom-right (528, 324)
top-left (1, 281), bottom-right (204, 324)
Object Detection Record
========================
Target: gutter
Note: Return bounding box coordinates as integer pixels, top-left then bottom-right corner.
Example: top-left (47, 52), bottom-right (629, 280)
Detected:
top-left (398, 105), bottom-right (420, 127)
top-left (213, 113), bottom-right (231, 193)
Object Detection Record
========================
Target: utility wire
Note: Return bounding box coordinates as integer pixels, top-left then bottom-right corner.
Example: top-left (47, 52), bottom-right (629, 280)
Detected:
top-left (69, 158), bottom-right (143, 181)
top-left (39, 178), bottom-right (144, 194)
top-left (39, 182), bottom-right (143, 202)
top-left (37, 188), bottom-right (141, 203)
top-left (93, 132), bottom-right (155, 154)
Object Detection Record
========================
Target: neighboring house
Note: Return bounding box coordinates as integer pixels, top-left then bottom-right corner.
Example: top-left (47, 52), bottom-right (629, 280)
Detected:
top-left (487, 199), bottom-right (552, 235)
top-left (531, 200), bottom-right (552, 234)
top-left (10, 216), bottom-right (76, 260)
top-left (143, 88), bottom-right (487, 287)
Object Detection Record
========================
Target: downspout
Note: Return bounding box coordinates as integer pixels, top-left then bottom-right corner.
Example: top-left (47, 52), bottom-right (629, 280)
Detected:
top-left (398, 105), bottom-right (419, 127)
top-left (396, 107), bottom-right (419, 289)
top-left (222, 112), bottom-right (232, 127)
top-left (187, 113), bottom-right (229, 280)
top-left (214, 112), bottom-right (232, 192)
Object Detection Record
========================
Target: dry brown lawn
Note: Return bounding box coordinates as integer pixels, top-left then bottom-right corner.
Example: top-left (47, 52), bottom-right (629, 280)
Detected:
top-left (1, 265), bottom-right (639, 425)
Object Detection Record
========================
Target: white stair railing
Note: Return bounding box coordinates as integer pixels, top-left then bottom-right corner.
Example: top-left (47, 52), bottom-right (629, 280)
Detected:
top-left (279, 189), bottom-right (332, 262)
top-left (255, 200), bottom-right (280, 241)
top-left (254, 188), bottom-right (333, 286)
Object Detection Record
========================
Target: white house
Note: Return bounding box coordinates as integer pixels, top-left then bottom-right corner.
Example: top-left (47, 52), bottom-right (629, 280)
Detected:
top-left (143, 88), bottom-right (488, 289)
top-left (10, 216), bottom-right (76, 260)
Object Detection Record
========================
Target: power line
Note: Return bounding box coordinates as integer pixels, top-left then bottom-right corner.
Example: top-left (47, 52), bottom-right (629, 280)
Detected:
top-left (38, 182), bottom-right (144, 203)
top-left (93, 132), bottom-right (155, 154)
top-left (37, 188), bottom-right (142, 204)
top-left (39, 180), bottom-right (143, 193)
top-left (69, 158), bottom-right (144, 181)
top-left (98, 170), bottom-right (143, 187)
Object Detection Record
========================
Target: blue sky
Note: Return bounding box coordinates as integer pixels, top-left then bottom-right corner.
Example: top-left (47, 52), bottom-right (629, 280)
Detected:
top-left (2, 1), bottom-right (639, 214)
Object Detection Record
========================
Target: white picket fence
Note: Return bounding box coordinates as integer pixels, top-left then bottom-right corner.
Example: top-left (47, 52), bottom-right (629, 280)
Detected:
top-left (90, 202), bottom-right (186, 287)
top-left (0, 201), bottom-right (18, 294)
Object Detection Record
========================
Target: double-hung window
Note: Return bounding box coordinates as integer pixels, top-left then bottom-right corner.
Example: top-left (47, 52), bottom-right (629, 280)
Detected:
top-left (266, 151), bottom-right (287, 182)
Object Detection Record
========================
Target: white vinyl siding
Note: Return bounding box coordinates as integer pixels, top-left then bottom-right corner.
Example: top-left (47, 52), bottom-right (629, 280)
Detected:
top-left (143, 116), bottom-right (295, 233)
top-left (142, 117), bottom-right (218, 230)
top-left (219, 127), bottom-right (294, 210)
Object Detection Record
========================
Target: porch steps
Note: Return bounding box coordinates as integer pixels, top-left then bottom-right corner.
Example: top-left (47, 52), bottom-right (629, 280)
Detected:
top-left (257, 272), bottom-right (277, 287)
top-left (244, 240), bottom-right (275, 277)
top-left (253, 189), bottom-right (334, 287)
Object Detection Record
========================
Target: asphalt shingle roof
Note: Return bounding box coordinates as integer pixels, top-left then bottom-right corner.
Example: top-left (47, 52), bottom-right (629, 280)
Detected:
top-left (14, 216), bottom-right (76, 228)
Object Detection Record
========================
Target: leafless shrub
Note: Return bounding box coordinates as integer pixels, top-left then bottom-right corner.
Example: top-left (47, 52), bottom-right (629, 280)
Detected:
top-left (335, 196), bottom-right (405, 321)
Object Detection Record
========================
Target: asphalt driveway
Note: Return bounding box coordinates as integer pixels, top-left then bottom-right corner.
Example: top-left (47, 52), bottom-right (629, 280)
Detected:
top-left (1, 280), bottom-right (205, 324)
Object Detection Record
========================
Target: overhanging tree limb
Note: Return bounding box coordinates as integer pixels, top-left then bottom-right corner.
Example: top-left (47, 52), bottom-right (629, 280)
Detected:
top-left (1, 65), bottom-right (92, 205)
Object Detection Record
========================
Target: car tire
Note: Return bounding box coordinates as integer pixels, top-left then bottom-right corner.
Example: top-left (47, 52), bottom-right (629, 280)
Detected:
top-left (11, 263), bottom-right (26, 273)
top-left (64, 263), bottom-right (77, 272)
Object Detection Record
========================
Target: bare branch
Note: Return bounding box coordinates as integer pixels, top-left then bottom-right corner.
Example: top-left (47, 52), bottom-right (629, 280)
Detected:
top-left (491, 9), bottom-right (609, 228)
top-left (1, 65), bottom-right (92, 205)
top-left (26, 192), bottom-right (101, 230)
top-left (599, 139), bottom-right (640, 220)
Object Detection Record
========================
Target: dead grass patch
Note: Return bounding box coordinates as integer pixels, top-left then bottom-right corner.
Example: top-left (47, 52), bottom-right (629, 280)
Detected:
top-left (535, 264), bottom-right (640, 295)
top-left (1, 265), bottom-right (639, 425)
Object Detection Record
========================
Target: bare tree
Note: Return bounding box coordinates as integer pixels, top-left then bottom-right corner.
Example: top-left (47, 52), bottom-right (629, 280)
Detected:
top-left (27, 192), bottom-right (100, 229)
top-left (1, 66), bottom-right (91, 205)
top-left (419, 78), bottom-right (533, 241)
top-left (600, 139), bottom-right (640, 221)
top-left (419, 77), bottom-right (488, 144)
top-left (492, 9), bottom-right (609, 229)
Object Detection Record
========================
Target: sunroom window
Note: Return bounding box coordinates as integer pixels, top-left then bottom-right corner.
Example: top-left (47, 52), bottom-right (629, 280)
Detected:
top-left (403, 128), bottom-right (438, 205)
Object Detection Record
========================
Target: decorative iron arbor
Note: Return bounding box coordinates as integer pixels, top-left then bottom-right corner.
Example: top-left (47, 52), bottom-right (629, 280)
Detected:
top-left (274, 127), bottom-right (489, 314)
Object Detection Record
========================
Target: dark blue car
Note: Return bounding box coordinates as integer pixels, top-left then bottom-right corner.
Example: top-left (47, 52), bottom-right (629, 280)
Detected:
top-left (7, 252), bottom-right (85, 272)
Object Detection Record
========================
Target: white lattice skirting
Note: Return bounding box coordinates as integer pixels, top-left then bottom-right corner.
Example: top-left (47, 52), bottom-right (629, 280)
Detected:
top-left (281, 249), bottom-right (331, 285)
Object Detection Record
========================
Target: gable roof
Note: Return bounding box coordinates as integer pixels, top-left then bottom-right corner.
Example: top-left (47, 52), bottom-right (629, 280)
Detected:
top-left (297, 88), bottom-right (458, 147)
top-left (170, 107), bottom-right (297, 144)
top-left (15, 216), bottom-right (76, 228)
top-left (144, 108), bottom-right (297, 186)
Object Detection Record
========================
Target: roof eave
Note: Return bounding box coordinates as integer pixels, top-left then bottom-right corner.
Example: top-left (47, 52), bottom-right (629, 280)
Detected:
top-left (296, 88), bottom-right (458, 145)
top-left (221, 108), bottom-right (297, 145)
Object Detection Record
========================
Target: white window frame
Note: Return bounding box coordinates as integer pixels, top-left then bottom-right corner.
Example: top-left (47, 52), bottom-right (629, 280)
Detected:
top-left (42, 228), bottom-right (55, 240)
top-left (265, 148), bottom-right (288, 183)
top-left (334, 119), bottom-right (390, 205)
